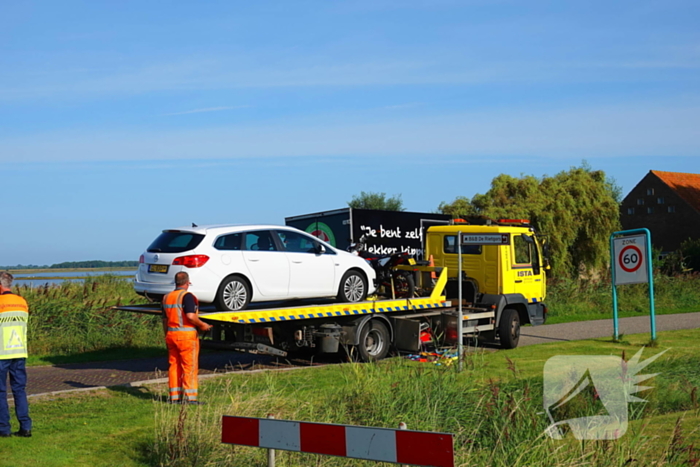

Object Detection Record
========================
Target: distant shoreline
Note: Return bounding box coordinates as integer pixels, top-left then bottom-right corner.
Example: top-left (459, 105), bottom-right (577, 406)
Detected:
top-left (7, 267), bottom-right (137, 275)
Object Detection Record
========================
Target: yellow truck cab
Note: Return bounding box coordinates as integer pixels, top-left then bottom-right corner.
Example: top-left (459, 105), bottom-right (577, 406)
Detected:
top-left (425, 219), bottom-right (548, 348)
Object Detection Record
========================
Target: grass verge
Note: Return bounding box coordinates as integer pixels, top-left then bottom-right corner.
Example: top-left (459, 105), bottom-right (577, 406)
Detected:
top-left (5, 327), bottom-right (700, 466)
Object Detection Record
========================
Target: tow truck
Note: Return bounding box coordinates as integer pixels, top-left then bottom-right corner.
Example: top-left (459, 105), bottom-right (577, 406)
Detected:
top-left (115, 219), bottom-right (548, 361)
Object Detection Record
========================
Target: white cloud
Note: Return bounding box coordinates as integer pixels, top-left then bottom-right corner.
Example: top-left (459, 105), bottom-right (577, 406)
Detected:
top-left (381, 103), bottom-right (423, 110)
top-left (163, 106), bottom-right (248, 116)
top-left (2, 42), bottom-right (698, 103)
top-left (2, 101), bottom-right (699, 164)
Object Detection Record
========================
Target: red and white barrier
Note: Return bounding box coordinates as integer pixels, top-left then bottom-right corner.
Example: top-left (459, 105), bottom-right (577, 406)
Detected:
top-left (222, 416), bottom-right (454, 467)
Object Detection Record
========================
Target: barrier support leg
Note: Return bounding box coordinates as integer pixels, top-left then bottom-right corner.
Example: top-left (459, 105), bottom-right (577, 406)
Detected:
top-left (399, 422), bottom-right (408, 467)
top-left (267, 414), bottom-right (275, 467)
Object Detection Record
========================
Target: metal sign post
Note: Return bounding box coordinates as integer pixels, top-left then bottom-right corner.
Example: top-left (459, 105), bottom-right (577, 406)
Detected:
top-left (610, 228), bottom-right (656, 341)
top-left (457, 231), bottom-right (463, 372)
top-left (456, 232), bottom-right (510, 371)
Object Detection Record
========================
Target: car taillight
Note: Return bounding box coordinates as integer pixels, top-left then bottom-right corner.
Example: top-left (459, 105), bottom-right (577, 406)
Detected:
top-left (139, 255), bottom-right (144, 264)
top-left (172, 255), bottom-right (209, 268)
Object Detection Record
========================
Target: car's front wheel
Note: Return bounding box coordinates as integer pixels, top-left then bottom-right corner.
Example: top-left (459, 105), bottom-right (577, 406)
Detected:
top-left (215, 275), bottom-right (251, 311)
top-left (337, 270), bottom-right (367, 303)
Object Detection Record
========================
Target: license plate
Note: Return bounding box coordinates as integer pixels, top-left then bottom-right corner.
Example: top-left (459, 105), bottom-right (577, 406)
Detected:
top-left (148, 264), bottom-right (169, 274)
top-left (408, 258), bottom-right (416, 266)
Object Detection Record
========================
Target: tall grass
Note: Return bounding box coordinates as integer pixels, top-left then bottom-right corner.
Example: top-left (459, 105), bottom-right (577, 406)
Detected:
top-left (149, 355), bottom-right (700, 466)
top-left (546, 273), bottom-right (700, 323)
top-left (14, 275), bottom-right (161, 358)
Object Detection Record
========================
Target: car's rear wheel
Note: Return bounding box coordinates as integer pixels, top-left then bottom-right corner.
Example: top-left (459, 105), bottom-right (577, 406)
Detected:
top-left (337, 270), bottom-right (367, 303)
top-left (215, 275), bottom-right (251, 311)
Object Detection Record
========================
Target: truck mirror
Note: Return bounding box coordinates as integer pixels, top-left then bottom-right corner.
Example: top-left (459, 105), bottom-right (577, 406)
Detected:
top-left (541, 239), bottom-right (551, 268)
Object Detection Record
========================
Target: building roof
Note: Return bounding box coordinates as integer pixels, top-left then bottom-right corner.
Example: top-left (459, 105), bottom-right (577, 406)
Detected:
top-left (652, 170), bottom-right (700, 213)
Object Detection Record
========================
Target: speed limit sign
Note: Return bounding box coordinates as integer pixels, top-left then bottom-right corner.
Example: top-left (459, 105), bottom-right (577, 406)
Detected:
top-left (613, 234), bottom-right (649, 285)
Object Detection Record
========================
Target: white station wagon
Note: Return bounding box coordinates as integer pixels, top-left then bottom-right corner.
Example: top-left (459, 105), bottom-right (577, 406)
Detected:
top-left (134, 225), bottom-right (376, 311)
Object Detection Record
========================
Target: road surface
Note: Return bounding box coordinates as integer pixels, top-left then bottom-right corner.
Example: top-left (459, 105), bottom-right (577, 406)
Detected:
top-left (23, 312), bottom-right (700, 398)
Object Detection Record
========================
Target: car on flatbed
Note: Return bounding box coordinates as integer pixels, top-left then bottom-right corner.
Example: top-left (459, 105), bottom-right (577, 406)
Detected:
top-left (134, 224), bottom-right (376, 311)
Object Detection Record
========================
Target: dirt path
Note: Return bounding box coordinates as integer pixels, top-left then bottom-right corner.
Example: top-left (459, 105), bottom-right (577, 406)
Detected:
top-left (519, 312), bottom-right (700, 346)
top-left (25, 352), bottom-right (312, 398)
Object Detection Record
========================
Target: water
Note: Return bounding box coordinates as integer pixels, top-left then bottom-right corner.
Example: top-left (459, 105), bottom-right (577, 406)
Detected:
top-left (13, 270), bottom-right (135, 287)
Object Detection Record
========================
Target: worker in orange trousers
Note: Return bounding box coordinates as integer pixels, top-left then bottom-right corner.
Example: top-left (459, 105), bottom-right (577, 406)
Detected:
top-left (162, 271), bottom-right (212, 404)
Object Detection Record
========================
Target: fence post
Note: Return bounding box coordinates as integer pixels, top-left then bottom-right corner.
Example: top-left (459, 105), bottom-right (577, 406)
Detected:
top-left (399, 422), bottom-right (408, 467)
top-left (267, 414), bottom-right (275, 467)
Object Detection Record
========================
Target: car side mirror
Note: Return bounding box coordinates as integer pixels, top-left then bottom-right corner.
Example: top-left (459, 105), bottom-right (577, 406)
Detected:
top-left (317, 244), bottom-right (326, 254)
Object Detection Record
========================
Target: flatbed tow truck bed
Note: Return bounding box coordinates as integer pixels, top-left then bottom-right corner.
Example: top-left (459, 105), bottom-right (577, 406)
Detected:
top-left (114, 268), bottom-right (497, 360)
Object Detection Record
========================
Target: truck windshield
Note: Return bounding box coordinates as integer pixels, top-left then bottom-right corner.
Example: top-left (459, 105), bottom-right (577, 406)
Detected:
top-left (443, 236), bottom-right (482, 255)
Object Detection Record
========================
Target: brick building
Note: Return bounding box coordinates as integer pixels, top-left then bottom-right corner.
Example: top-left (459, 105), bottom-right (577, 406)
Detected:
top-left (620, 170), bottom-right (700, 252)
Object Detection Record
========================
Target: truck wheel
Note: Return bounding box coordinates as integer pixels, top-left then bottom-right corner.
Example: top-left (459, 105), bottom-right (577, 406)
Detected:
top-left (356, 320), bottom-right (390, 362)
top-left (499, 308), bottom-right (520, 349)
top-left (337, 270), bottom-right (367, 303)
top-left (393, 272), bottom-right (415, 298)
top-left (215, 275), bottom-right (251, 311)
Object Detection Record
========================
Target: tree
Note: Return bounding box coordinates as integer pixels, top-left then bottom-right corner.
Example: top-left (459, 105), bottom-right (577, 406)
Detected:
top-left (660, 238), bottom-right (700, 274)
top-left (437, 196), bottom-right (476, 218)
top-left (348, 192), bottom-right (405, 211)
top-left (438, 163), bottom-right (622, 277)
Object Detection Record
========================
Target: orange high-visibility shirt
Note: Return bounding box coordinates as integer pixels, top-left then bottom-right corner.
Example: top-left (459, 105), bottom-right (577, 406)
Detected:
top-left (162, 289), bottom-right (198, 333)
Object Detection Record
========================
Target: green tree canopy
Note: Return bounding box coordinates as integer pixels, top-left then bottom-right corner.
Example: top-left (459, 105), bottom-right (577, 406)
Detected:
top-left (348, 191), bottom-right (405, 211)
top-left (438, 163), bottom-right (621, 277)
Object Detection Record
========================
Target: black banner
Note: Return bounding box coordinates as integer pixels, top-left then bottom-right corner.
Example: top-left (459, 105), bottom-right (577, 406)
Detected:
top-left (286, 209), bottom-right (451, 257)
top-left (351, 209), bottom-right (450, 258)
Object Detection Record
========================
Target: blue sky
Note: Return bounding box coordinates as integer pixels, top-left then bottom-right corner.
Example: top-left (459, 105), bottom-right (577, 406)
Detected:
top-left (2, 0), bottom-right (699, 265)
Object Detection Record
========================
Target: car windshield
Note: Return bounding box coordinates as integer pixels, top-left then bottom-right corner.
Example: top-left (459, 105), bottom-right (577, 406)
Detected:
top-left (147, 231), bottom-right (205, 253)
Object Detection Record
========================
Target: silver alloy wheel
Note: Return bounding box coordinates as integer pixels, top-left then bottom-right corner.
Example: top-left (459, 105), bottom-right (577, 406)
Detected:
top-left (364, 328), bottom-right (385, 357)
top-left (223, 280), bottom-right (247, 310)
top-left (343, 274), bottom-right (365, 302)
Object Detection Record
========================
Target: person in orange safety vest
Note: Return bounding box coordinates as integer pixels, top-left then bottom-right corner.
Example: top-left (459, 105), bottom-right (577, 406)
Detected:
top-left (0, 272), bottom-right (32, 437)
top-left (162, 271), bottom-right (212, 404)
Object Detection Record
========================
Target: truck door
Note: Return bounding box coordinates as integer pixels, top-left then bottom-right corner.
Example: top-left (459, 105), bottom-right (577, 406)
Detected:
top-left (509, 234), bottom-right (544, 302)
